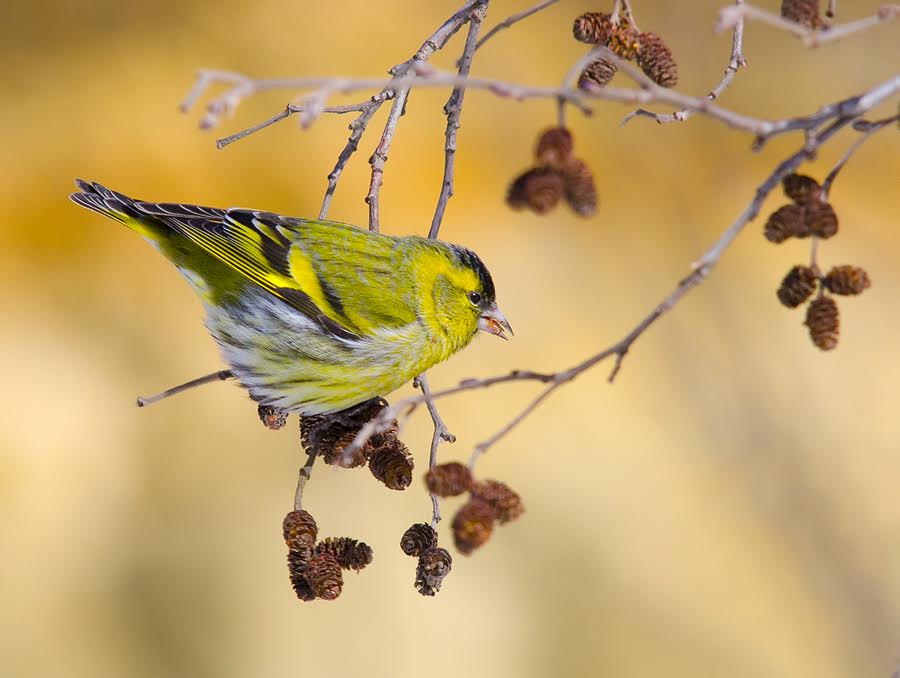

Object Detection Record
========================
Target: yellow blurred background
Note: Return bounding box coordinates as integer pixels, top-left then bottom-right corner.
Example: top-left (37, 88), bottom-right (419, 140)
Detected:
top-left (2, 1), bottom-right (899, 676)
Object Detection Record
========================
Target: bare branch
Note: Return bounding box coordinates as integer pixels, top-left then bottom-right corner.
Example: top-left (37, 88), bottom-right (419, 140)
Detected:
top-left (417, 374), bottom-right (456, 526)
top-left (622, 0), bottom-right (747, 126)
top-left (136, 369), bottom-right (233, 408)
top-left (715, 3), bottom-right (898, 47)
top-left (293, 452), bottom-right (317, 511)
top-left (429, 1), bottom-right (488, 239)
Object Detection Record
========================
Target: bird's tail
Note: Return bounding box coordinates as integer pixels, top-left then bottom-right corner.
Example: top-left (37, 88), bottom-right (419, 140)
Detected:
top-left (69, 179), bottom-right (167, 243)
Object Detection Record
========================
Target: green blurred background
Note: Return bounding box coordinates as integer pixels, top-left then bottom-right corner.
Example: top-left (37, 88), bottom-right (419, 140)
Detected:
top-left (2, 1), bottom-right (899, 676)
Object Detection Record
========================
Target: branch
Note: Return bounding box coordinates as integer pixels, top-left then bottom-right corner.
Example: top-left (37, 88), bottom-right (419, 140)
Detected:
top-left (416, 374), bottom-right (456, 526)
top-left (293, 452), bottom-right (317, 511)
top-left (622, 0), bottom-right (747, 126)
top-left (429, 0), bottom-right (488, 239)
top-left (136, 369), bottom-right (233, 408)
top-left (715, 3), bottom-right (898, 47)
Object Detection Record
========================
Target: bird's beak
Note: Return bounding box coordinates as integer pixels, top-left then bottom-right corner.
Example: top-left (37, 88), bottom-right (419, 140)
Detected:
top-left (478, 303), bottom-right (513, 340)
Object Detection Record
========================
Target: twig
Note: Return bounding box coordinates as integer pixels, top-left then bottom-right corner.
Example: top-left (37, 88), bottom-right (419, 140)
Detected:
top-left (612, 0), bottom-right (641, 32)
top-left (715, 3), bottom-right (898, 47)
top-left (136, 369), bottom-right (233, 408)
top-left (622, 0), bottom-right (747, 126)
top-left (293, 452), bottom-right (317, 511)
top-left (826, 0), bottom-right (837, 19)
top-left (429, 1), bottom-right (488, 239)
top-left (179, 62), bottom-right (899, 157)
top-left (471, 0), bottom-right (559, 56)
top-left (821, 114), bottom-right (900, 199)
top-left (417, 375), bottom-right (456, 526)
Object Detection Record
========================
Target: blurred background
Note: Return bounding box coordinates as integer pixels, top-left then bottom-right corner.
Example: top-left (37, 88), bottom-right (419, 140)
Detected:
top-left (2, 1), bottom-right (899, 676)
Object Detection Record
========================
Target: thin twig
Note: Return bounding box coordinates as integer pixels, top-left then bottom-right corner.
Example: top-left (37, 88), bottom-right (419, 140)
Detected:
top-left (471, 0), bottom-right (559, 56)
top-left (821, 114), bottom-right (900, 199)
top-left (715, 3), bottom-right (898, 47)
top-left (364, 1), bottom-right (480, 230)
top-left (293, 452), bottom-right (317, 511)
top-left (417, 374), bottom-right (456, 526)
top-left (826, 0), bottom-right (837, 19)
top-left (429, 1), bottom-right (488, 239)
top-left (622, 0), bottom-right (747, 126)
top-left (136, 369), bottom-right (233, 408)
top-left (179, 63), bottom-right (899, 157)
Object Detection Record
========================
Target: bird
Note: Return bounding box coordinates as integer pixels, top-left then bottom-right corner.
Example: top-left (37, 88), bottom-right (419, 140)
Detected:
top-left (70, 180), bottom-right (511, 415)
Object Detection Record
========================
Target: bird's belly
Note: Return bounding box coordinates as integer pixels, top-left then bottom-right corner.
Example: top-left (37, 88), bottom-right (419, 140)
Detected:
top-left (203, 292), bottom-right (450, 414)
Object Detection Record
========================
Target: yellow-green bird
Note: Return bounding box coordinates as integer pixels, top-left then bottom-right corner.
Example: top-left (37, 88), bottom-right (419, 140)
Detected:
top-left (70, 180), bottom-right (511, 414)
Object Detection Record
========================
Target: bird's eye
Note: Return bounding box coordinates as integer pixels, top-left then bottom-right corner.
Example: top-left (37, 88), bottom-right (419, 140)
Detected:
top-left (467, 291), bottom-right (482, 306)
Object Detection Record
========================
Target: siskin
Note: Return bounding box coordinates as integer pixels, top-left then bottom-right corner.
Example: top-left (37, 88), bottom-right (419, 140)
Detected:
top-left (70, 181), bottom-right (511, 414)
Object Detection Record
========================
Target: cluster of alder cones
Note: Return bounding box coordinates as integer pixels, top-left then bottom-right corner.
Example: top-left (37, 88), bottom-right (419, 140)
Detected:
top-left (283, 509), bottom-right (373, 601)
top-left (573, 11), bottom-right (678, 88)
top-left (765, 173), bottom-right (871, 350)
top-left (262, 399), bottom-right (525, 600)
top-left (507, 127), bottom-right (597, 216)
top-left (425, 462), bottom-right (525, 555)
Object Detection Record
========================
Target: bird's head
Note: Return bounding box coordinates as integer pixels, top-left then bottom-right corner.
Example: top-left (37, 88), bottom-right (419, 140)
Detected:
top-left (416, 241), bottom-right (511, 351)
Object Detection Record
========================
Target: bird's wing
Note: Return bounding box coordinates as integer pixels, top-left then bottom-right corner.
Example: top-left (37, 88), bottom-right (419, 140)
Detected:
top-left (132, 200), bottom-right (366, 341)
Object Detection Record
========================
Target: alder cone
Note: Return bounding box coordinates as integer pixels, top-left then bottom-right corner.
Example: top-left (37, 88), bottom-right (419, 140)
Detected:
top-left (804, 201), bottom-right (839, 239)
top-left (283, 510), bottom-right (318, 550)
top-left (300, 397), bottom-right (390, 459)
top-left (764, 204), bottom-right (808, 243)
top-left (506, 167), bottom-right (565, 214)
top-left (805, 296), bottom-right (840, 351)
top-left (781, 0), bottom-right (822, 28)
top-left (400, 523), bottom-right (438, 557)
top-left (287, 549), bottom-right (316, 602)
top-left (306, 552), bottom-right (344, 601)
top-left (258, 405), bottom-right (288, 430)
top-left (452, 498), bottom-right (497, 555)
top-left (578, 58), bottom-right (617, 89)
top-left (562, 158), bottom-right (598, 217)
top-left (425, 462), bottom-right (473, 497)
top-left (368, 435), bottom-right (414, 490)
top-left (415, 547), bottom-right (453, 596)
top-left (535, 127), bottom-right (574, 167)
top-left (472, 479), bottom-right (525, 524)
top-left (777, 265), bottom-right (818, 308)
top-left (823, 266), bottom-right (871, 296)
top-left (782, 173), bottom-right (821, 205)
top-left (636, 32), bottom-right (678, 88)
top-left (315, 537), bottom-right (374, 571)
